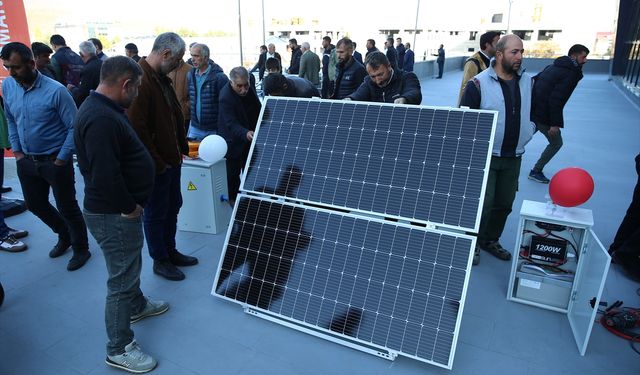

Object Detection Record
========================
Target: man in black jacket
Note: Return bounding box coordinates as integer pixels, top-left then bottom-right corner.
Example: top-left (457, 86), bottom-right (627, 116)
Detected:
top-left (262, 73), bottom-right (320, 98)
top-left (347, 52), bottom-right (422, 104)
top-left (321, 36), bottom-right (335, 98)
top-left (218, 67), bottom-right (262, 203)
top-left (384, 37), bottom-right (398, 71)
top-left (250, 45), bottom-right (267, 81)
top-left (67, 40), bottom-right (102, 107)
top-left (365, 39), bottom-right (379, 60)
top-left (331, 38), bottom-right (366, 100)
top-left (395, 37), bottom-right (405, 70)
top-left (528, 44), bottom-right (589, 183)
top-left (74, 56), bottom-right (168, 373)
top-left (287, 38), bottom-right (302, 74)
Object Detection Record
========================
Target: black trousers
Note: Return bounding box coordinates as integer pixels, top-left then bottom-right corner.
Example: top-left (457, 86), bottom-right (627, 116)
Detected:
top-left (321, 78), bottom-right (334, 99)
top-left (226, 145), bottom-right (251, 202)
top-left (16, 158), bottom-right (88, 252)
top-left (610, 154), bottom-right (640, 280)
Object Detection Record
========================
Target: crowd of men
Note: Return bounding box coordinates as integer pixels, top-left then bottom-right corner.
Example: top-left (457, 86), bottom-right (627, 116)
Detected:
top-left (0, 29), bottom-right (597, 373)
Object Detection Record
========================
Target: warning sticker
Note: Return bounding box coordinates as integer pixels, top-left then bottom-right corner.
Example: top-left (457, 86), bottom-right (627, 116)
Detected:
top-left (187, 182), bottom-right (197, 191)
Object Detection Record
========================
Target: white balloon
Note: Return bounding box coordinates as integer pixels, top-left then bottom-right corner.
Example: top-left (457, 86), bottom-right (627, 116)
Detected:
top-left (198, 135), bottom-right (227, 163)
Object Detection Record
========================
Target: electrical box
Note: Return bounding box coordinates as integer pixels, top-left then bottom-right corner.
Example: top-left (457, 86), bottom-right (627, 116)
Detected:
top-left (178, 158), bottom-right (232, 235)
top-left (507, 200), bottom-right (611, 355)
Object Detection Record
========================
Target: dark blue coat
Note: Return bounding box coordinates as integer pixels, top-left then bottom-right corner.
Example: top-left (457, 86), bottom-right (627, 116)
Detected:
top-left (386, 47), bottom-right (398, 71)
top-left (289, 47), bottom-right (302, 74)
top-left (332, 58), bottom-right (366, 99)
top-left (404, 49), bottom-right (415, 72)
top-left (353, 50), bottom-right (363, 66)
top-left (218, 81), bottom-right (262, 159)
top-left (51, 46), bottom-right (84, 86)
top-left (531, 56), bottom-right (583, 128)
top-left (187, 63), bottom-right (228, 132)
top-left (396, 44), bottom-right (406, 70)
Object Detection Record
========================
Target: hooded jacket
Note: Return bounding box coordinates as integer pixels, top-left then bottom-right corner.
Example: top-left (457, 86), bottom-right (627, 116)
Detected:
top-left (531, 56), bottom-right (584, 128)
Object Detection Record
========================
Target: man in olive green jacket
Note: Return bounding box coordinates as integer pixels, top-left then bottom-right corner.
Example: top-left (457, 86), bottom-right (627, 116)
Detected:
top-left (299, 42), bottom-right (321, 86)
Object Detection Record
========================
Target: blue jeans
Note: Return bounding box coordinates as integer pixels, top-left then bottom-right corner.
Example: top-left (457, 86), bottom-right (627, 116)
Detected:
top-left (187, 126), bottom-right (216, 141)
top-left (0, 149), bottom-right (7, 238)
top-left (143, 166), bottom-right (182, 260)
top-left (84, 211), bottom-right (147, 356)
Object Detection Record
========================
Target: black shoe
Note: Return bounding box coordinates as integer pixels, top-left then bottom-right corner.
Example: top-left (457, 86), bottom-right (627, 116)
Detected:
top-left (7, 227), bottom-right (28, 239)
top-left (49, 239), bottom-right (71, 258)
top-left (1, 186), bottom-right (11, 193)
top-left (153, 259), bottom-right (185, 281)
top-left (67, 251), bottom-right (91, 271)
top-left (168, 249), bottom-right (198, 267)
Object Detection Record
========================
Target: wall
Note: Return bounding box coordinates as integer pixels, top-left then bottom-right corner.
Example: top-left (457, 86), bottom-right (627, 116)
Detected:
top-left (413, 57), bottom-right (611, 79)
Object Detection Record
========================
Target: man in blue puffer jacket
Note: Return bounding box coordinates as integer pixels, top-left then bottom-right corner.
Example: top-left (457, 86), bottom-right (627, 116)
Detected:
top-left (187, 43), bottom-right (229, 141)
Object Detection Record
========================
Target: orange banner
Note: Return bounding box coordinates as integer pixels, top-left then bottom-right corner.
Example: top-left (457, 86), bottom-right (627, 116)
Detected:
top-left (0, 0), bottom-right (31, 87)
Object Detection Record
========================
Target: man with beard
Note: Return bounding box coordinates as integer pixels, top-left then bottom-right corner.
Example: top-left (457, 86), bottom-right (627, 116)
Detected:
top-left (347, 51), bottom-right (421, 104)
top-left (459, 34), bottom-right (535, 265)
top-left (1, 42), bottom-right (91, 271)
top-left (528, 44), bottom-right (590, 184)
top-left (127, 32), bottom-right (198, 281)
top-left (331, 38), bottom-right (366, 100)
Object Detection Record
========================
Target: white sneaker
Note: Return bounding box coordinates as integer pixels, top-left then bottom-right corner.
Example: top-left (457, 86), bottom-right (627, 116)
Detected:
top-left (0, 235), bottom-right (27, 253)
top-left (130, 298), bottom-right (169, 323)
top-left (106, 340), bottom-right (157, 373)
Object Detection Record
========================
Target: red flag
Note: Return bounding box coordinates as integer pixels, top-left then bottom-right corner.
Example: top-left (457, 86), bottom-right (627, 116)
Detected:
top-left (0, 0), bottom-right (31, 88)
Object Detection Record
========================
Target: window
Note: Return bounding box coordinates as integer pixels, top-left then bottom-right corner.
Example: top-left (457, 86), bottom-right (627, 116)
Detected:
top-left (492, 13), bottom-right (503, 23)
top-left (513, 30), bottom-right (533, 41)
top-left (538, 30), bottom-right (561, 41)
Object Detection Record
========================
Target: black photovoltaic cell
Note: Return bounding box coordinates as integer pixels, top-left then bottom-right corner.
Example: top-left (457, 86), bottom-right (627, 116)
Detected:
top-left (215, 195), bottom-right (473, 367)
top-left (242, 98), bottom-right (494, 232)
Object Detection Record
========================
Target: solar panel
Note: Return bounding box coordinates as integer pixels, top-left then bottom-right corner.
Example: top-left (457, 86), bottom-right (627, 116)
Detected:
top-left (213, 98), bottom-right (496, 369)
top-left (214, 195), bottom-right (475, 368)
top-left (242, 98), bottom-right (496, 232)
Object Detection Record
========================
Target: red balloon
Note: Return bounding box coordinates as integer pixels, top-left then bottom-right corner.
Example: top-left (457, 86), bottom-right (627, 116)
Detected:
top-left (548, 167), bottom-right (595, 207)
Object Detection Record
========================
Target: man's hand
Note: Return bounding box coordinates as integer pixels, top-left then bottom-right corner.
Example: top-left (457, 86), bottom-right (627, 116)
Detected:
top-left (394, 97), bottom-right (407, 104)
top-left (14, 151), bottom-right (25, 161)
top-left (122, 204), bottom-right (143, 219)
top-left (246, 131), bottom-right (254, 141)
top-left (54, 158), bottom-right (67, 166)
top-left (66, 84), bottom-right (75, 91)
top-left (548, 126), bottom-right (560, 136)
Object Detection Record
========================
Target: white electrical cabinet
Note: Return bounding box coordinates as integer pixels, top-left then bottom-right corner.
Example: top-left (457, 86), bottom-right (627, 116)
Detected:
top-left (178, 158), bottom-right (232, 235)
top-left (507, 200), bottom-right (611, 355)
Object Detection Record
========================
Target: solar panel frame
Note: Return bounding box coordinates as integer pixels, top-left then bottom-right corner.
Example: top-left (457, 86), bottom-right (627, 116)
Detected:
top-left (212, 194), bottom-right (477, 369)
top-left (240, 97), bottom-right (497, 234)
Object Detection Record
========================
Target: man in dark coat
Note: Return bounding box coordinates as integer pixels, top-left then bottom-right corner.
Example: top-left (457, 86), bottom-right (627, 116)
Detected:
top-left (347, 51), bottom-right (421, 105)
top-left (331, 38), bottom-right (366, 100)
top-left (395, 37), bottom-right (406, 70)
top-left (403, 42), bottom-right (415, 72)
top-left (528, 44), bottom-right (589, 183)
top-left (250, 45), bottom-right (268, 81)
top-left (218, 67), bottom-right (262, 203)
top-left (67, 40), bottom-right (103, 107)
top-left (262, 73), bottom-right (320, 98)
top-left (384, 37), bottom-right (398, 71)
top-left (287, 38), bottom-right (302, 74)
